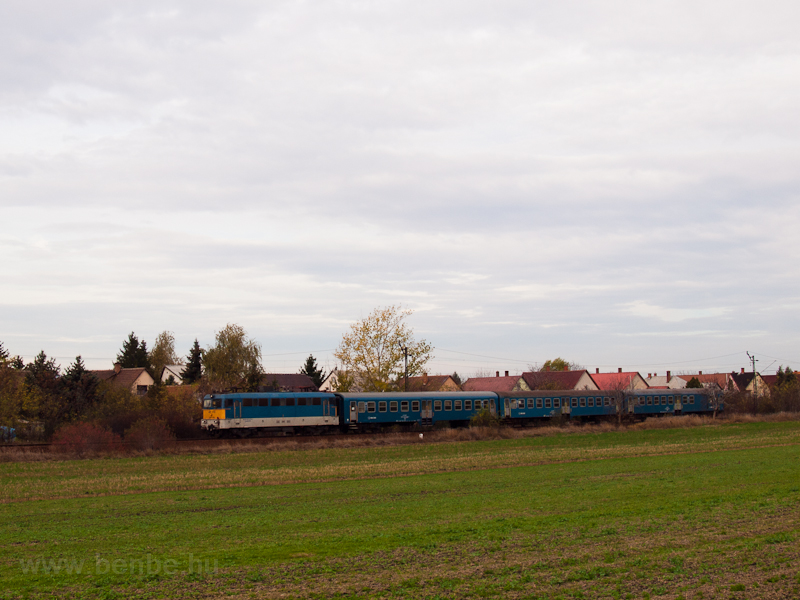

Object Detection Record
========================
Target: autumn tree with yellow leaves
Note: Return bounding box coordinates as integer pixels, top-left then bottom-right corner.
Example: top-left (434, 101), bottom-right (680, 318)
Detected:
top-left (333, 306), bottom-right (433, 392)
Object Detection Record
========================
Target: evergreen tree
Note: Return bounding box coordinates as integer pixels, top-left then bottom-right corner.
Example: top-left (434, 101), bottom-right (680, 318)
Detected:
top-left (0, 341), bottom-right (8, 363)
top-left (451, 371), bottom-right (462, 386)
top-left (61, 356), bottom-right (99, 421)
top-left (25, 351), bottom-right (63, 437)
top-left (686, 377), bottom-right (703, 389)
top-left (116, 332), bottom-right (151, 370)
top-left (299, 354), bottom-right (327, 388)
top-left (181, 339), bottom-right (203, 384)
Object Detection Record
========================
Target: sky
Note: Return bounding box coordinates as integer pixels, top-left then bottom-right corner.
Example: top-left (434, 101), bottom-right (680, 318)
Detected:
top-left (2, 1), bottom-right (800, 378)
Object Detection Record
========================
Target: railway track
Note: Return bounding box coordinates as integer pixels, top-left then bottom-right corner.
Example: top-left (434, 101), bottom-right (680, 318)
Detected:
top-left (0, 430), bottom-right (426, 454)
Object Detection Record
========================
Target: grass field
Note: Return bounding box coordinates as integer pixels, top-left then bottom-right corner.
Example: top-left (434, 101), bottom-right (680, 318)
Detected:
top-left (1, 420), bottom-right (799, 599)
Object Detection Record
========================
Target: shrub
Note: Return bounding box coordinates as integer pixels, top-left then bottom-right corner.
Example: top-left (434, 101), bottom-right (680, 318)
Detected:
top-left (124, 417), bottom-right (176, 452)
top-left (470, 408), bottom-right (500, 428)
top-left (51, 422), bottom-right (121, 455)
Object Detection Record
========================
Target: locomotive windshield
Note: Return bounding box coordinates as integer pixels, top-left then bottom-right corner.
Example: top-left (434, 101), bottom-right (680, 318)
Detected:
top-left (203, 398), bottom-right (223, 409)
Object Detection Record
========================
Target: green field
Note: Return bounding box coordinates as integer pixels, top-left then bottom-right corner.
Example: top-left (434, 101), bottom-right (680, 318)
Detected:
top-left (2, 421), bottom-right (799, 599)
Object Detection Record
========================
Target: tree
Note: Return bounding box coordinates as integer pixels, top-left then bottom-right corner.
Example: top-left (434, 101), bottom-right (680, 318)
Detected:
top-left (451, 372), bottom-right (462, 386)
top-left (61, 356), bottom-right (100, 422)
top-left (539, 358), bottom-right (583, 372)
top-left (149, 331), bottom-right (181, 383)
top-left (0, 341), bottom-right (8, 363)
top-left (181, 339), bottom-right (203, 384)
top-left (333, 305), bottom-right (433, 392)
top-left (116, 333), bottom-right (151, 371)
top-left (25, 351), bottom-right (63, 437)
top-left (299, 354), bottom-right (327, 388)
top-left (686, 377), bottom-right (703, 389)
top-left (202, 324), bottom-right (263, 392)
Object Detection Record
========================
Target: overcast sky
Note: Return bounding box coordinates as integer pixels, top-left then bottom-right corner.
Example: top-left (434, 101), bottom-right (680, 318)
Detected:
top-left (2, 1), bottom-right (800, 377)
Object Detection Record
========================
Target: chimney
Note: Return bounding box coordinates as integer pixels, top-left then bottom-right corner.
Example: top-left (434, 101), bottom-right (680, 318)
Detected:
top-left (666, 371), bottom-right (671, 383)
top-left (648, 373), bottom-right (652, 379)
top-left (114, 363), bottom-right (122, 374)
top-left (699, 371), bottom-right (702, 375)
top-left (423, 372), bottom-right (428, 384)
top-left (505, 370), bottom-right (509, 377)
top-left (496, 371), bottom-right (499, 377)
top-left (618, 368), bottom-right (622, 373)
top-left (741, 367), bottom-right (745, 374)
top-left (596, 368), bottom-right (599, 374)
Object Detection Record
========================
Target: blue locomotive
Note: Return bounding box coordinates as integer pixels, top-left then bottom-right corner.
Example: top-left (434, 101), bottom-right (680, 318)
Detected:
top-left (201, 388), bottom-right (721, 436)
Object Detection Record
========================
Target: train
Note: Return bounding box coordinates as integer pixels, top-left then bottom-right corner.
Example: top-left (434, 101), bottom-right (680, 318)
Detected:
top-left (201, 388), bottom-right (723, 436)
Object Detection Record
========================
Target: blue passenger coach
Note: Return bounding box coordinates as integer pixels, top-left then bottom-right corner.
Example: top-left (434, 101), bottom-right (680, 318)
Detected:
top-left (498, 391), bottom-right (619, 423)
top-left (629, 389), bottom-right (720, 418)
top-left (339, 391), bottom-right (498, 430)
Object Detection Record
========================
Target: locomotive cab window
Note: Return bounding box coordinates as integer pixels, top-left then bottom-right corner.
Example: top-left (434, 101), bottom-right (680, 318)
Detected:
top-left (411, 401), bottom-right (420, 412)
top-left (401, 401), bottom-right (409, 412)
top-left (390, 401), bottom-right (398, 412)
top-left (378, 401), bottom-right (387, 413)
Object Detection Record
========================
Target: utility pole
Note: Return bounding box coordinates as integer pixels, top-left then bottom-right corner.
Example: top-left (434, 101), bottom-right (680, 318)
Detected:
top-left (398, 345), bottom-right (408, 391)
top-left (747, 351), bottom-right (758, 413)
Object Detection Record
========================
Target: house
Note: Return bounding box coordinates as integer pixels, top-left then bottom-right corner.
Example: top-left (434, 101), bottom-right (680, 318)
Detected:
top-left (674, 372), bottom-right (730, 391)
top-left (160, 365), bottom-right (185, 385)
top-left (521, 370), bottom-right (599, 391)
top-left (644, 371), bottom-right (686, 389)
top-left (319, 368), bottom-right (364, 392)
top-left (259, 373), bottom-right (318, 392)
top-left (404, 374), bottom-right (462, 392)
top-left (91, 364), bottom-right (154, 396)
top-left (461, 371), bottom-right (530, 393)
top-left (729, 369), bottom-right (770, 396)
top-left (590, 368), bottom-right (648, 391)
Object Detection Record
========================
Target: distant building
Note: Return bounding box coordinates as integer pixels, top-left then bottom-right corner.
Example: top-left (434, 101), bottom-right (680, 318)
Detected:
top-left (644, 371), bottom-right (686, 389)
top-left (91, 364), bottom-right (154, 396)
top-left (462, 372), bottom-right (530, 393)
top-left (404, 374), bottom-right (461, 392)
top-left (521, 370), bottom-right (599, 391)
top-left (259, 373), bottom-right (317, 392)
top-left (729, 369), bottom-right (770, 396)
top-left (160, 365), bottom-right (185, 385)
top-left (674, 372), bottom-right (730, 391)
top-left (590, 369), bottom-right (648, 391)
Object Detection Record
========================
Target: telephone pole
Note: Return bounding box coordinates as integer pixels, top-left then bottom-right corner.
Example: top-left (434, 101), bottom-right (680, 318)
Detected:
top-left (398, 345), bottom-right (408, 391)
top-left (747, 351), bottom-right (758, 412)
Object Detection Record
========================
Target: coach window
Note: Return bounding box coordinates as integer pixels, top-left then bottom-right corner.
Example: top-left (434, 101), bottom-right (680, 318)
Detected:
top-left (588, 397), bottom-right (595, 407)
top-left (379, 401), bottom-right (387, 413)
top-left (465, 400), bottom-right (472, 410)
top-left (401, 401), bottom-right (409, 412)
top-left (668, 395), bottom-right (674, 404)
top-left (312, 397), bottom-right (321, 406)
top-left (510, 400), bottom-right (517, 410)
top-left (569, 397), bottom-right (576, 408)
top-left (661, 396), bottom-right (667, 405)
top-left (688, 395), bottom-right (694, 404)
top-left (390, 401), bottom-right (398, 412)
top-left (639, 397), bottom-right (644, 405)
top-left (578, 398), bottom-right (585, 407)
top-left (455, 400), bottom-right (462, 411)
top-left (434, 400), bottom-right (442, 411)
top-left (411, 401), bottom-right (420, 412)
top-left (444, 400), bottom-right (452, 411)
top-left (358, 402), bottom-right (366, 413)
top-left (543, 398), bottom-right (550, 408)
top-left (533, 398), bottom-right (540, 409)
top-left (551, 398), bottom-right (559, 408)
top-left (367, 402), bottom-right (376, 413)
top-left (646, 396), bottom-right (652, 405)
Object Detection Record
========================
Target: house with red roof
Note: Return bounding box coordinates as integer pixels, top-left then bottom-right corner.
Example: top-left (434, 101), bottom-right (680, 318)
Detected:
top-left (91, 364), bottom-right (154, 396)
top-left (260, 373), bottom-right (318, 392)
top-left (590, 368), bottom-right (648, 391)
top-left (674, 372), bottom-right (731, 391)
top-left (462, 371), bottom-right (530, 393)
top-left (521, 370), bottom-right (599, 391)
top-left (404, 374), bottom-right (462, 392)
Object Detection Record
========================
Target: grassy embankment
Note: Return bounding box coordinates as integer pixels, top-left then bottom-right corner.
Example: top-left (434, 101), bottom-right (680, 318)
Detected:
top-left (1, 420), bottom-right (799, 599)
